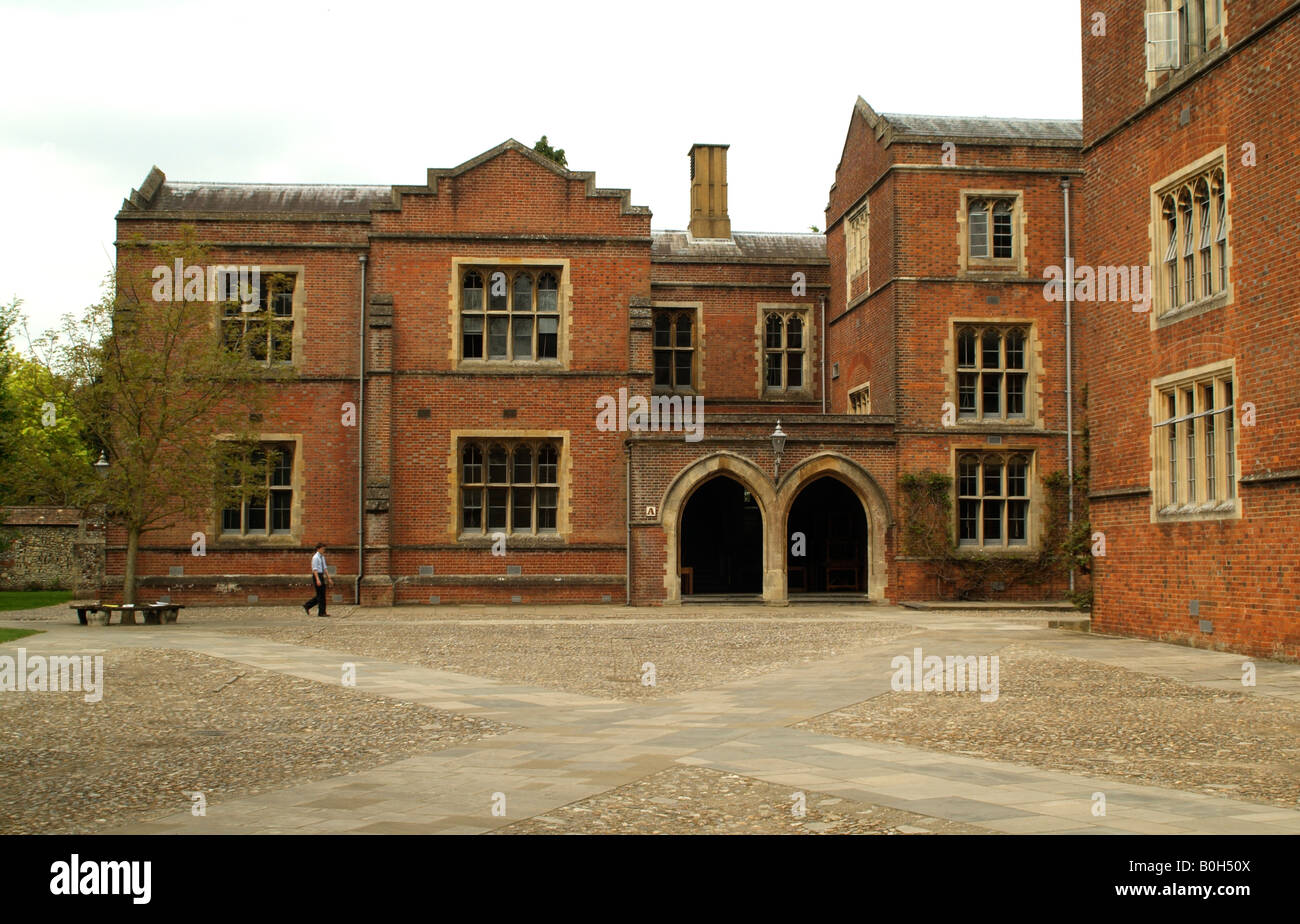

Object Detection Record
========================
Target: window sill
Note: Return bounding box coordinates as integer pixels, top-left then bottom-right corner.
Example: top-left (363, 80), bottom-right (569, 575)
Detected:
top-left (955, 416), bottom-right (1035, 426)
top-left (1155, 290), bottom-right (1229, 328)
top-left (215, 533), bottom-right (302, 548)
top-left (458, 533), bottom-right (564, 546)
top-left (456, 360), bottom-right (565, 373)
top-left (1155, 500), bottom-right (1238, 520)
top-left (952, 546), bottom-right (1035, 556)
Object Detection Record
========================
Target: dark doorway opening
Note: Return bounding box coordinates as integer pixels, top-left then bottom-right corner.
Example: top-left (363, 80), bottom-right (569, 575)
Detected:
top-left (786, 476), bottom-right (868, 593)
top-left (680, 476), bottom-right (763, 595)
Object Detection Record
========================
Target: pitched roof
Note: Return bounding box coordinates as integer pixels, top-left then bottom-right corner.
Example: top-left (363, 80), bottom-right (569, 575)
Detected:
top-left (119, 139), bottom-right (650, 220)
top-left (880, 111), bottom-right (1082, 142)
top-left (652, 230), bottom-right (827, 263)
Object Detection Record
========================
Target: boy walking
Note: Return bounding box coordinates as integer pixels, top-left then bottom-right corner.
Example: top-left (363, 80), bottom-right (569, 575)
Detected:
top-left (303, 542), bottom-right (331, 617)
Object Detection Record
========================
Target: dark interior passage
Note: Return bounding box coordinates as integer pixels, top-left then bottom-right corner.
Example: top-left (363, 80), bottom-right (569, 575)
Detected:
top-left (786, 476), bottom-right (868, 593)
top-left (680, 476), bottom-right (763, 594)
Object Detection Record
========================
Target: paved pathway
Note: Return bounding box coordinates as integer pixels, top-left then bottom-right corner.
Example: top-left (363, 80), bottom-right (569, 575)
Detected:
top-left (8, 608), bottom-right (1300, 835)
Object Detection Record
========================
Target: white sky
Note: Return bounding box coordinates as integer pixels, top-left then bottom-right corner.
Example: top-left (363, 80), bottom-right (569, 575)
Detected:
top-left (0, 0), bottom-right (1082, 341)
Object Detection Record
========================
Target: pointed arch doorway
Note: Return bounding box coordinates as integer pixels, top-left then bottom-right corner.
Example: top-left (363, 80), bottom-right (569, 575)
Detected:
top-left (785, 475), bottom-right (869, 595)
top-left (679, 475), bottom-right (764, 596)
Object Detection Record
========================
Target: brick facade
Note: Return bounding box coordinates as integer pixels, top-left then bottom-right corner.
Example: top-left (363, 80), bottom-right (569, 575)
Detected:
top-left (1079, 1), bottom-right (1300, 657)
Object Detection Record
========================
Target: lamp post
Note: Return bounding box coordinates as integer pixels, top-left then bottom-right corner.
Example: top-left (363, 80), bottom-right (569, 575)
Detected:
top-left (770, 420), bottom-right (787, 480)
top-left (94, 450), bottom-right (110, 478)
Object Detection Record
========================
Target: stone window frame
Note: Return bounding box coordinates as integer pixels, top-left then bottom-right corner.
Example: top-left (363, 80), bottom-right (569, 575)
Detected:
top-left (845, 201), bottom-right (869, 304)
top-left (1145, 0), bottom-right (1227, 96)
top-left (847, 381), bottom-right (871, 415)
top-left (756, 303), bottom-right (814, 399)
top-left (956, 190), bottom-right (1028, 277)
top-left (1149, 150), bottom-right (1232, 327)
top-left (1149, 360), bottom-right (1240, 522)
top-left (448, 257), bottom-right (573, 372)
top-left (210, 433), bottom-right (305, 547)
top-left (447, 429), bottom-right (570, 542)
top-left (213, 264), bottom-right (306, 370)
top-left (952, 448), bottom-right (1038, 550)
top-left (651, 304), bottom-right (702, 395)
top-left (944, 319), bottom-right (1043, 427)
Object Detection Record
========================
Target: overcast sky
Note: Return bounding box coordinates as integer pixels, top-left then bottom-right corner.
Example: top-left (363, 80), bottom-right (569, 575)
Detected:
top-left (1, 0), bottom-right (1082, 341)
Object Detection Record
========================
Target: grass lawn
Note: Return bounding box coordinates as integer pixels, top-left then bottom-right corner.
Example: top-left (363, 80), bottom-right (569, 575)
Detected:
top-left (0, 628), bottom-right (42, 644)
top-left (0, 590), bottom-right (74, 612)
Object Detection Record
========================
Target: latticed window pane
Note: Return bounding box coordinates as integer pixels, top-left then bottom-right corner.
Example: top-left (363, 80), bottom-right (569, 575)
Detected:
top-left (959, 456), bottom-right (979, 496)
top-left (488, 317), bottom-right (509, 359)
top-left (462, 487), bottom-right (482, 529)
top-left (957, 329), bottom-right (976, 368)
top-left (992, 201), bottom-right (1013, 258)
top-left (675, 350), bottom-right (693, 387)
top-left (512, 445), bottom-right (532, 484)
top-left (512, 487), bottom-right (532, 530)
top-left (1005, 329), bottom-right (1025, 369)
top-left (765, 314), bottom-right (783, 350)
top-left (982, 373), bottom-right (1001, 416)
top-left (513, 274), bottom-right (532, 312)
top-left (270, 491), bottom-right (292, 532)
top-left (766, 352), bottom-right (782, 387)
top-left (653, 314), bottom-right (671, 348)
top-left (537, 446), bottom-right (558, 484)
top-left (463, 315), bottom-right (483, 358)
top-left (487, 446), bottom-right (508, 484)
top-left (982, 330), bottom-right (1001, 368)
top-left (538, 316), bottom-right (558, 359)
top-left (487, 488), bottom-right (508, 530)
top-left (787, 317), bottom-right (803, 349)
top-left (1007, 456), bottom-right (1028, 496)
top-left (959, 500), bottom-right (979, 543)
top-left (1204, 383), bottom-right (1217, 501)
top-left (537, 487), bottom-right (558, 531)
top-left (462, 444), bottom-right (483, 483)
top-left (983, 460), bottom-right (1003, 497)
top-left (654, 351), bottom-right (671, 387)
top-left (1006, 374), bottom-right (1026, 417)
top-left (247, 496), bottom-right (266, 532)
top-left (537, 272), bottom-right (558, 312)
top-left (488, 272), bottom-right (508, 310)
top-left (958, 373), bottom-right (978, 416)
top-left (982, 499), bottom-right (1003, 542)
top-left (463, 271), bottom-right (483, 311)
top-left (676, 315), bottom-right (693, 348)
top-left (968, 201), bottom-right (988, 258)
top-left (512, 315), bottom-right (533, 360)
top-left (787, 352), bottom-right (803, 388)
top-left (1007, 499), bottom-right (1028, 544)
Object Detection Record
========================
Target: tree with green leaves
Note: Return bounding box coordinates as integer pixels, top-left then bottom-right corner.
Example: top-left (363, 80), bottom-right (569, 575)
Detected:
top-left (533, 136), bottom-right (567, 169)
top-left (30, 227), bottom-right (283, 603)
top-left (0, 353), bottom-right (96, 505)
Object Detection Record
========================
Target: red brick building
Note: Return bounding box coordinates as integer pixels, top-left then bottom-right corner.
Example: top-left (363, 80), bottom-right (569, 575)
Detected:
top-left (1078, 0), bottom-right (1300, 657)
top-left (112, 121), bottom-right (1090, 609)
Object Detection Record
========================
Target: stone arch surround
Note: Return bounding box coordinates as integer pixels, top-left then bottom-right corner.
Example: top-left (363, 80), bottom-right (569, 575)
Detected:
top-left (659, 451), bottom-right (890, 604)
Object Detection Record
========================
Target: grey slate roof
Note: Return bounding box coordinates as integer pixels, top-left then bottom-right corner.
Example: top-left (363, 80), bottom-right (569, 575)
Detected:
top-left (146, 181), bottom-right (393, 215)
top-left (652, 230), bottom-right (827, 263)
top-left (879, 111), bottom-right (1082, 143)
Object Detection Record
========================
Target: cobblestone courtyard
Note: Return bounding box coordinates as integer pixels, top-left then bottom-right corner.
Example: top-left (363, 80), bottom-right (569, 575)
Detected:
top-left (2, 602), bottom-right (1299, 835)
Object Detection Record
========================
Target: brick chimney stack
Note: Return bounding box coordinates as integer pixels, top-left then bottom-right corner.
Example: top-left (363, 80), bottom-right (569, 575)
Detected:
top-left (688, 144), bottom-right (731, 239)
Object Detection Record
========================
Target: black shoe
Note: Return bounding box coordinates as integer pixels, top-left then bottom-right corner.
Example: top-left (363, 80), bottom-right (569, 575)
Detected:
top-left (303, 603), bottom-right (312, 615)
top-left (318, 613), bottom-right (329, 618)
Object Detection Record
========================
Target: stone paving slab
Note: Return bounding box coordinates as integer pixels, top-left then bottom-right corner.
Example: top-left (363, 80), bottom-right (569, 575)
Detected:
top-left (9, 605), bottom-right (1300, 836)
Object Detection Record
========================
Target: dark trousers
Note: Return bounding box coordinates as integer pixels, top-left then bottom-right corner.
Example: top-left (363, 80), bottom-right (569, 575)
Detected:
top-left (304, 574), bottom-right (327, 615)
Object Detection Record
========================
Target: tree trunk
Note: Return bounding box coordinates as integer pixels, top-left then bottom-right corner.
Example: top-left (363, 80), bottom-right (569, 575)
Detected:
top-left (123, 524), bottom-right (140, 605)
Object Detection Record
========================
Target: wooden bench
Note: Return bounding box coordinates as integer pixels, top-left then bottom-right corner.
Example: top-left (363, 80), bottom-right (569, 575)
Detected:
top-left (71, 603), bottom-right (184, 626)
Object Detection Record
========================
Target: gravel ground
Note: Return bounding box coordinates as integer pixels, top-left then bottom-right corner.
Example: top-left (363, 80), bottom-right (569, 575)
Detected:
top-left (799, 643), bottom-right (1300, 808)
top-left (0, 647), bottom-right (511, 834)
top-left (225, 618), bottom-right (915, 700)
top-left (492, 766), bottom-right (989, 835)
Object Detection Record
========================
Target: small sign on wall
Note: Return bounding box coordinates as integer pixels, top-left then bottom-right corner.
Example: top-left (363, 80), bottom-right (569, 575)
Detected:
top-left (644, 505), bottom-right (657, 518)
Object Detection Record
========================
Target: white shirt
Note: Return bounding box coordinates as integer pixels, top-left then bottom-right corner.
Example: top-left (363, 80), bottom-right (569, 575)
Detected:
top-left (312, 550), bottom-right (327, 575)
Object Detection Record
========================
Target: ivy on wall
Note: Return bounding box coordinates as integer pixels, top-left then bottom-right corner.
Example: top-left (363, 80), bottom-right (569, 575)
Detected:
top-left (899, 469), bottom-right (1074, 601)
